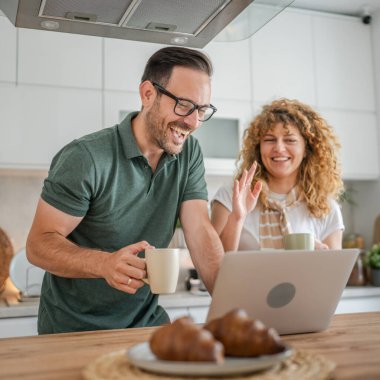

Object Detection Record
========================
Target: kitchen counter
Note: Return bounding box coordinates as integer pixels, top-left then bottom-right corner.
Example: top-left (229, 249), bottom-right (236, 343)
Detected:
top-left (1, 286), bottom-right (380, 319)
top-left (0, 312), bottom-right (379, 379)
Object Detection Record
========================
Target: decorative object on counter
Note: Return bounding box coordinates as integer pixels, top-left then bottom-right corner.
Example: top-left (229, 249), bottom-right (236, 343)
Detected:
top-left (83, 349), bottom-right (335, 380)
top-left (0, 228), bottom-right (14, 293)
top-left (344, 233), bottom-right (367, 286)
top-left (185, 268), bottom-right (207, 294)
top-left (368, 244), bottom-right (380, 286)
top-left (9, 248), bottom-right (45, 297)
top-left (373, 214), bottom-right (380, 246)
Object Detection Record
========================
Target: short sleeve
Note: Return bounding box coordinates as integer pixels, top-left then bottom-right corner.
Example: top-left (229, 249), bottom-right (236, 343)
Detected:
top-left (320, 199), bottom-right (345, 240)
top-left (211, 185), bottom-right (233, 212)
top-left (41, 141), bottom-right (96, 217)
top-left (181, 139), bottom-right (208, 202)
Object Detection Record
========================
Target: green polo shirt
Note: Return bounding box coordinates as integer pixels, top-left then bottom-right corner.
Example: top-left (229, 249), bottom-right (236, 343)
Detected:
top-left (38, 112), bottom-right (208, 334)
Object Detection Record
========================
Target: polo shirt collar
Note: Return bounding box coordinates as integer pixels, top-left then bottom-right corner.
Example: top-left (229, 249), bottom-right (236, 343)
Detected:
top-left (118, 111), bottom-right (178, 164)
top-left (118, 111), bottom-right (143, 159)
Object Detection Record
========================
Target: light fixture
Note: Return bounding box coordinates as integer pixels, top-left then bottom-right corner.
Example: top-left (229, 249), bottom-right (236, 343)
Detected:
top-left (40, 20), bottom-right (60, 30)
top-left (170, 36), bottom-right (189, 45)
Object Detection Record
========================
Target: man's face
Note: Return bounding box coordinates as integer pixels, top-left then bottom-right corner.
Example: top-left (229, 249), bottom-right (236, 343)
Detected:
top-left (145, 67), bottom-right (212, 155)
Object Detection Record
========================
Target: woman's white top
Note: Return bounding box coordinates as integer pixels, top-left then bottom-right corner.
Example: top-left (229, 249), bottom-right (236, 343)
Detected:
top-left (212, 185), bottom-right (345, 251)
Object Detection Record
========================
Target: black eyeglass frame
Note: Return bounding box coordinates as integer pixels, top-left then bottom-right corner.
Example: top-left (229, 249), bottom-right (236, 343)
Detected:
top-left (151, 81), bottom-right (217, 122)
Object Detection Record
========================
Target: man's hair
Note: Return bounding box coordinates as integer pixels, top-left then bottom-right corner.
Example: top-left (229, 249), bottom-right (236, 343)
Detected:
top-left (141, 47), bottom-right (213, 86)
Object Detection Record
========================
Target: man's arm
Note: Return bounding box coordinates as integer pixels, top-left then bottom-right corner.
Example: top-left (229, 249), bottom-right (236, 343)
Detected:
top-left (179, 199), bottom-right (224, 294)
top-left (26, 198), bottom-right (148, 294)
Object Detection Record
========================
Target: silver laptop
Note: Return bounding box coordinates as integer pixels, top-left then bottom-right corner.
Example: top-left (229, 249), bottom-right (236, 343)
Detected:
top-left (206, 249), bottom-right (359, 335)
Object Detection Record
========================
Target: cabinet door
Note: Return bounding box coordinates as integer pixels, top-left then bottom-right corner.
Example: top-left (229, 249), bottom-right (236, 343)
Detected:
top-left (0, 15), bottom-right (17, 82)
top-left (187, 306), bottom-right (209, 324)
top-left (0, 84), bottom-right (102, 169)
top-left (165, 308), bottom-right (189, 322)
top-left (313, 15), bottom-right (375, 111)
top-left (321, 110), bottom-right (379, 180)
top-left (18, 29), bottom-right (102, 89)
top-left (250, 9), bottom-right (315, 105)
top-left (104, 39), bottom-right (166, 92)
top-left (204, 39), bottom-right (251, 102)
top-left (0, 316), bottom-right (37, 338)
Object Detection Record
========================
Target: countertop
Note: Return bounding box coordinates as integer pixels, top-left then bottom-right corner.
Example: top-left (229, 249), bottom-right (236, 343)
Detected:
top-left (1, 286), bottom-right (380, 319)
top-left (0, 312), bottom-right (379, 380)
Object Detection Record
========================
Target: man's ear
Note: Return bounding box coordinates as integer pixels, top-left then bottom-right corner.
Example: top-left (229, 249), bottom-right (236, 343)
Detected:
top-left (140, 80), bottom-right (156, 108)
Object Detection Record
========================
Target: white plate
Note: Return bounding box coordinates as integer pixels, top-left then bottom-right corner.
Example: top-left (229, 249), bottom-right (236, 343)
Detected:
top-left (127, 342), bottom-right (292, 377)
top-left (9, 248), bottom-right (45, 296)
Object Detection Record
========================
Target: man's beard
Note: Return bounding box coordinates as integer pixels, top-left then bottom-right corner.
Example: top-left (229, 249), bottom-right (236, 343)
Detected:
top-left (145, 101), bottom-right (190, 155)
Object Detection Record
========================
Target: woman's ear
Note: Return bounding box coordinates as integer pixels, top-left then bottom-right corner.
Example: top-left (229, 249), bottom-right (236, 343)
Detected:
top-left (140, 80), bottom-right (156, 108)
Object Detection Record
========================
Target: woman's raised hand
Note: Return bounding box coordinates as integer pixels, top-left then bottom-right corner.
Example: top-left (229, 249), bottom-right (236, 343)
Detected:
top-left (232, 162), bottom-right (262, 222)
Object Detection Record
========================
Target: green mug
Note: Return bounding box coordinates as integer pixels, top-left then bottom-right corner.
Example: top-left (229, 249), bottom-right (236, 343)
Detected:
top-left (283, 233), bottom-right (315, 250)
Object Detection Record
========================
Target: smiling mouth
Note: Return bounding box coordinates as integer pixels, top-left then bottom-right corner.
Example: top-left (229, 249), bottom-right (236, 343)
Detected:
top-left (171, 125), bottom-right (190, 138)
top-left (272, 157), bottom-right (290, 162)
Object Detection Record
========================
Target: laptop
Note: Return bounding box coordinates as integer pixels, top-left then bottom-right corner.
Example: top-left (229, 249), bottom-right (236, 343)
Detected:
top-left (206, 249), bottom-right (359, 335)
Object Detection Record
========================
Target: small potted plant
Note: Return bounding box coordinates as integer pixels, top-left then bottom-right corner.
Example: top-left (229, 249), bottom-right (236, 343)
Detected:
top-left (368, 244), bottom-right (380, 286)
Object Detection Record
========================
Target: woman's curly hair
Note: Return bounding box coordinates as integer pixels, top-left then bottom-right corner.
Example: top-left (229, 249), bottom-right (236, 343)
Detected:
top-left (236, 98), bottom-right (344, 218)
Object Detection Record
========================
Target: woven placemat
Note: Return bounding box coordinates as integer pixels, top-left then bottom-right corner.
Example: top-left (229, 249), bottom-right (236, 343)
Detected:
top-left (82, 349), bottom-right (335, 380)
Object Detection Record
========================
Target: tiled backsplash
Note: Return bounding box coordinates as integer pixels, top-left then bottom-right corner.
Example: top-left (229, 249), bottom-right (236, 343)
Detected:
top-left (0, 171), bottom-right (46, 254)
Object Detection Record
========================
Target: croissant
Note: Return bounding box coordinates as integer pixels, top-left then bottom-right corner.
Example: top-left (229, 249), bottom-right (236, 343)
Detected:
top-left (149, 316), bottom-right (224, 363)
top-left (204, 308), bottom-right (285, 357)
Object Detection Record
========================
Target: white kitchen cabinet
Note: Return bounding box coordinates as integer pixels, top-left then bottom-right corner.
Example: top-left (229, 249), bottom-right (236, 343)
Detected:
top-left (18, 29), bottom-right (102, 89)
top-left (104, 39), bottom-right (166, 92)
top-left (103, 90), bottom-right (141, 128)
top-left (204, 39), bottom-right (251, 102)
top-left (0, 84), bottom-right (102, 169)
top-left (0, 15), bottom-right (17, 83)
top-left (165, 308), bottom-right (189, 322)
top-left (0, 316), bottom-right (37, 338)
top-left (321, 110), bottom-right (379, 180)
top-left (250, 9), bottom-right (316, 106)
top-left (313, 14), bottom-right (376, 111)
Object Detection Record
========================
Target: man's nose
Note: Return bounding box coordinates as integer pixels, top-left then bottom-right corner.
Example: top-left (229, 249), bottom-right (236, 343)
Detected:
top-left (183, 110), bottom-right (201, 129)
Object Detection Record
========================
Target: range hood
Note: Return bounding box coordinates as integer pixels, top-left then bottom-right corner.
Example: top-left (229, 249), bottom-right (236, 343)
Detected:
top-left (0, 0), bottom-right (293, 48)
top-left (0, 0), bottom-right (256, 48)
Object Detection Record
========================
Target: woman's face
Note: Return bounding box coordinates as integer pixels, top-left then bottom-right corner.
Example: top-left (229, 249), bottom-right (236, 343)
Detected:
top-left (260, 123), bottom-right (306, 186)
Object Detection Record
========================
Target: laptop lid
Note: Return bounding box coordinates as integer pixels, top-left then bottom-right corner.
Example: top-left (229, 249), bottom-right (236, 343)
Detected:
top-left (206, 249), bottom-right (359, 335)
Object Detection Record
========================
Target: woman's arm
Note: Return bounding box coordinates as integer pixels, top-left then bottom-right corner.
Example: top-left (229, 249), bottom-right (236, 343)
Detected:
top-left (211, 164), bottom-right (262, 252)
top-left (322, 229), bottom-right (343, 250)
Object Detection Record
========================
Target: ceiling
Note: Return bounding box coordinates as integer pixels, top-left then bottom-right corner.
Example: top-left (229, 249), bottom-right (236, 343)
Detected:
top-left (290, 0), bottom-right (380, 17)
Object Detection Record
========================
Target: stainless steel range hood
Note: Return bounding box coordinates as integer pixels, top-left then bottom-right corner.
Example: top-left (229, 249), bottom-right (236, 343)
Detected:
top-left (0, 0), bottom-right (257, 48)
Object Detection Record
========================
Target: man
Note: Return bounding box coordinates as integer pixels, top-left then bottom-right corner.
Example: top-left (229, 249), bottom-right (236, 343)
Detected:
top-left (26, 47), bottom-right (224, 334)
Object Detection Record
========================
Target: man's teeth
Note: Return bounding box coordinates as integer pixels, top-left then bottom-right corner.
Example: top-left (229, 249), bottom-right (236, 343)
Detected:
top-left (172, 126), bottom-right (189, 137)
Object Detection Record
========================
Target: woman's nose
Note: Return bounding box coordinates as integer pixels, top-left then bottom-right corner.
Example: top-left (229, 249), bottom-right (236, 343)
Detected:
top-left (273, 139), bottom-right (286, 152)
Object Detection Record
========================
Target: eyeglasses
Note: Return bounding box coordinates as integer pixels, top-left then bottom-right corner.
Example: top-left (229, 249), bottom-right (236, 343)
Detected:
top-left (152, 81), bottom-right (217, 122)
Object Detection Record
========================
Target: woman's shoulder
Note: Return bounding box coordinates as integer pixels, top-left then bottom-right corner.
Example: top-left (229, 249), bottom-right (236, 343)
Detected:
top-left (211, 184), bottom-right (233, 207)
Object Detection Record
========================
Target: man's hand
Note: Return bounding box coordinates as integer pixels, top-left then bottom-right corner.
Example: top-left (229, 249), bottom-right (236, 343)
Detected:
top-left (103, 241), bottom-right (153, 294)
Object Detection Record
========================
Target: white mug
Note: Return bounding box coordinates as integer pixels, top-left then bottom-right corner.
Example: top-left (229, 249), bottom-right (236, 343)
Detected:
top-left (143, 248), bottom-right (180, 294)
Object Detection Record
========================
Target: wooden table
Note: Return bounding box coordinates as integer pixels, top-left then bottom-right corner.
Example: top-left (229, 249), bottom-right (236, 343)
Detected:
top-left (1, 312), bottom-right (379, 380)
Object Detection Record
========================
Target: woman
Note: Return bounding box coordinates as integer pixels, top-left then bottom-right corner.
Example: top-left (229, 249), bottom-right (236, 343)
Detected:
top-left (211, 98), bottom-right (344, 251)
